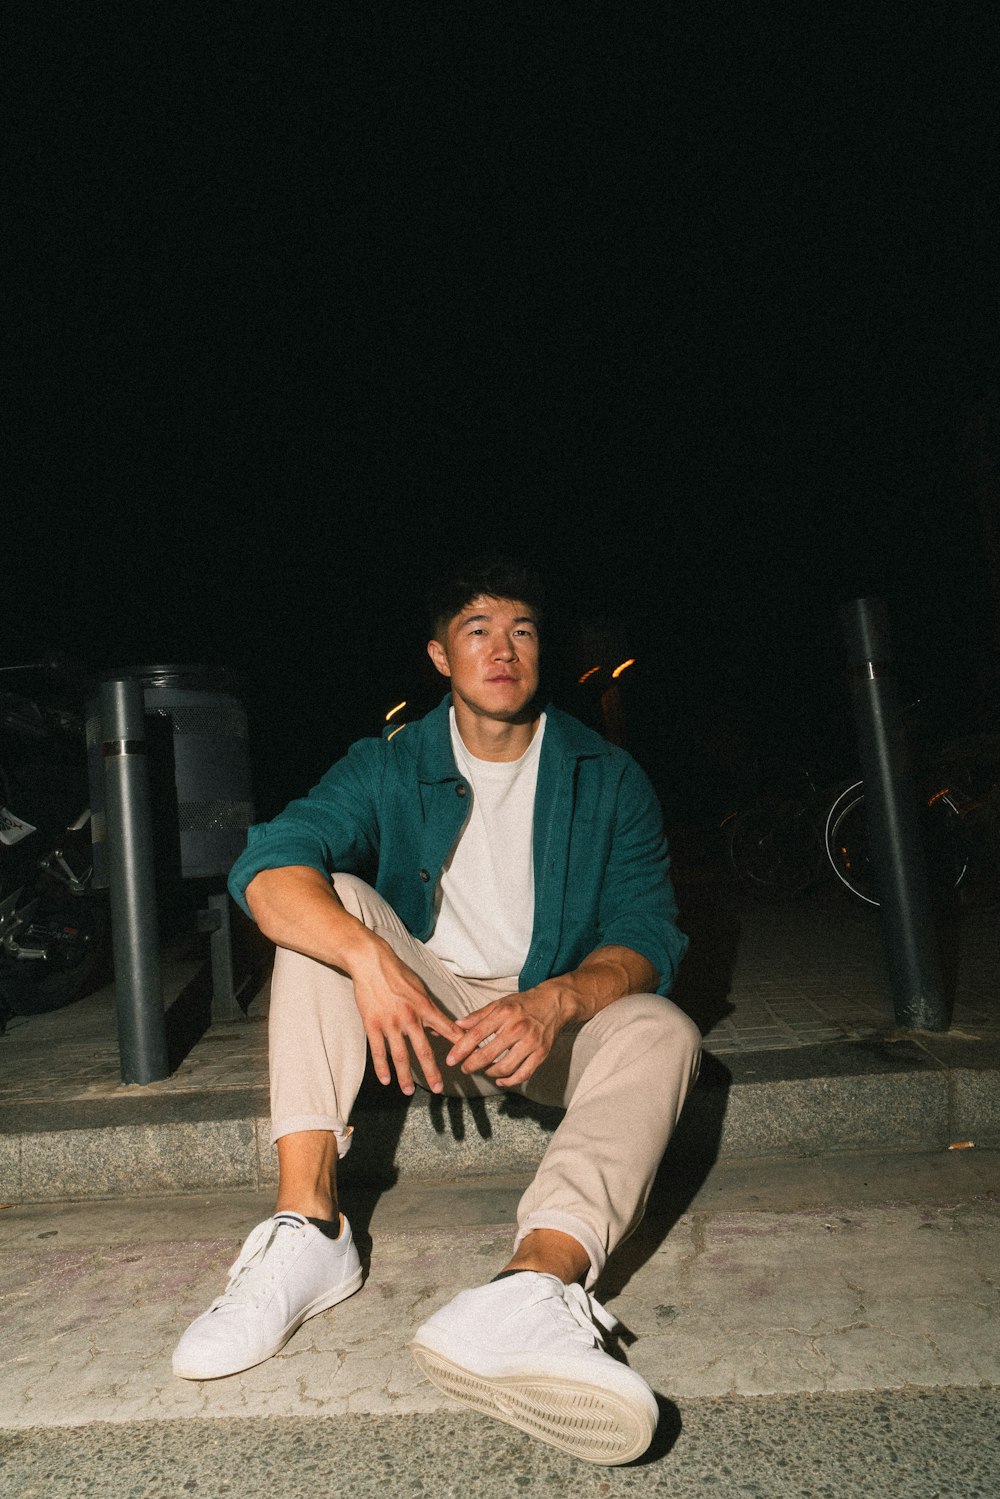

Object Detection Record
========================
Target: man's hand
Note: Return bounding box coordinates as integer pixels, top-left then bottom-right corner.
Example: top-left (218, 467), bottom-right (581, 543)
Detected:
top-left (246, 866), bottom-right (462, 1098)
top-left (444, 945), bottom-right (661, 1089)
top-left (350, 936), bottom-right (463, 1097)
top-left (445, 982), bottom-right (575, 1088)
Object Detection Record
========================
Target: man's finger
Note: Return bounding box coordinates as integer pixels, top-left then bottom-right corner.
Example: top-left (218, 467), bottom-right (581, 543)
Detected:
top-left (386, 1030), bottom-right (416, 1096)
top-left (455, 1000), bottom-right (502, 1032)
top-left (447, 1000), bottom-right (515, 1065)
top-left (487, 1018), bottom-right (554, 1083)
top-left (406, 1023), bottom-right (446, 1094)
top-left (367, 1030), bottom-right (393, 1088)
top-left (484, 1042), bottom-right (527, 1080)
top-left (446, 1033), bottom-right (483, 1068)
top-left (447, 1019), bottom-right (507, 1069)
top-left (495, 1063), bottom-right (535, 1088)
top-left (420, 1003), bottom-right (464, 1046)
top-left (460, 1027), bottom-right (523, 1074)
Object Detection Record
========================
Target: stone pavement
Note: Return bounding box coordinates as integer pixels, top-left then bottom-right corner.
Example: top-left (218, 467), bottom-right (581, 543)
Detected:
top-left (0, 884), bottom-right (997, 1203)
top-left (1, 1152), bottom-right (998, 1495)
top-left (1, 884), bottom-right (999, 1495)
top-left (3, 1152), bottom-right (999, 1429)
top-left (6, 1391), bottom-right (1000, 1499)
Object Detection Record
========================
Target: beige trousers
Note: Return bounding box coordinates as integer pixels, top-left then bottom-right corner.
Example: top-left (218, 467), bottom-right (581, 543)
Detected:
top-left (269, 873), bottom-right (701, 1285)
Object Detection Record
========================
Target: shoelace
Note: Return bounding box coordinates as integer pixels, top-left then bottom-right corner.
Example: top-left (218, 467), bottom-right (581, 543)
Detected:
top-left (536, 1279), bottom-right (619, 1350)
top-left (210, 1217), bottom-right (302, 1311)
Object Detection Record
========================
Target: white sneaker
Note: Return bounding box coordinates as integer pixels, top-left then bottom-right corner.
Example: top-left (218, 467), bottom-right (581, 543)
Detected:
top-left (410, 1271), bottom-right (658, 1465)
top-left (172, 1211), bottom-right (363, 1380)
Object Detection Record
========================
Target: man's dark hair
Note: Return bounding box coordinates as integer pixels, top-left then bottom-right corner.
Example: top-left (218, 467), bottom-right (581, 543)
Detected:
top-left (427, 555), bottom-right (546, 640)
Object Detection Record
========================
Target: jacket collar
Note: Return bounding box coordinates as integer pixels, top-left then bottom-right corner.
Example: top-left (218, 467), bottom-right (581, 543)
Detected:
top-left (414, 694), bottom-right (609, 782)
top-left (414, 695), bottom-right (461, 782)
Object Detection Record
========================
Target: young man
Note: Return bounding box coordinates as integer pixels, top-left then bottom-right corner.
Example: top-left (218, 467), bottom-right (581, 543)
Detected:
top-left (173, 558), bottom-right (701, 1466)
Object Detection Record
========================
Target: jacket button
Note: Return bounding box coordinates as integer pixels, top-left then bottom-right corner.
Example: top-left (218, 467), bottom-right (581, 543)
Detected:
top-left (456, 783), bottom-right (467, 797)
top-left (419, 868), bottom-right (430, 882)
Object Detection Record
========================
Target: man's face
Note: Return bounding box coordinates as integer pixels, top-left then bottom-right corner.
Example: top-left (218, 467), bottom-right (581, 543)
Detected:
top-left (427, 595), bottom-right (541, 723)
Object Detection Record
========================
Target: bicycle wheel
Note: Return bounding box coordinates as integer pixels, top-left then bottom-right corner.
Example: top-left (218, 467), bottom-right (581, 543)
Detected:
top-left (726, 802), bottom-right (825, 900)
top-left (824, 781), bottom-right (967, 907)
top-left (0, 891), bottom-right (108, 1015)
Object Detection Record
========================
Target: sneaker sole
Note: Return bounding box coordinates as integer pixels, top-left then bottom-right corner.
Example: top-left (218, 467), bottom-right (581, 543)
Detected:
top-left (173, 1266), bottom-right (365, 1381)
top-left (409, 1342), bottom-right (657, 1466)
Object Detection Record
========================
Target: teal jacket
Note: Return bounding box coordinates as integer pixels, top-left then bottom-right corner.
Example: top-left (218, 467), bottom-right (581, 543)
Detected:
top-left (228, 697), bottom-right (687, 995)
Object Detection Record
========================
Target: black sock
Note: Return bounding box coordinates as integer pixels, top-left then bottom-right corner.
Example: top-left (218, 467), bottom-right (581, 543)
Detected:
top-left (490, 1269), bottom-right (531, 1282)
top-left (307, 1215), bottom-right (342, 1240)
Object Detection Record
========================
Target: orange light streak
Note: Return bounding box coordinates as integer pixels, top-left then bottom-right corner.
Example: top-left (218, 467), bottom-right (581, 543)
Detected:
top-left (385, 700), bottom-right (407, 721)
top-left (611, 658), bottom-right (636, 679)
top-left (578, 666), bottom-right (601, 684)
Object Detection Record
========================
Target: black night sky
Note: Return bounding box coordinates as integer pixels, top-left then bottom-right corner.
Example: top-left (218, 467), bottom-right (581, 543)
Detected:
top-left (9, 7), bottom-right (999, 823)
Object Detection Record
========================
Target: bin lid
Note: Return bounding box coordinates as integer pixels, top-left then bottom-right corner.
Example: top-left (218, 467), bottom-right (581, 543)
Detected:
top-left (99, 664), bottom-right (244, 696)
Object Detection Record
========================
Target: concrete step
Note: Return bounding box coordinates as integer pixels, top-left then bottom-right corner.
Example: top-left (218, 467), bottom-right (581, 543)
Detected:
top-left (2, 1029), bottom-right (999, 1205)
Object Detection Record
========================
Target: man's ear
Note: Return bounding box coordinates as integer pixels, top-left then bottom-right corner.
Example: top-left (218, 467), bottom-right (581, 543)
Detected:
top-left (427, 638), bottom-right (451, 678)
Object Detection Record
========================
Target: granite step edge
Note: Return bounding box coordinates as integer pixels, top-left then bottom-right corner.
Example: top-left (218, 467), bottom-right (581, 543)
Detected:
top-left (3, 1039), bottom-right (997, 1203)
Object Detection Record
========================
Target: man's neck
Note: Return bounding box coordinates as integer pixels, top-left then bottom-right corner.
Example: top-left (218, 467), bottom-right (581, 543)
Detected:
top-left (452, 701), bottom-right (542, 763)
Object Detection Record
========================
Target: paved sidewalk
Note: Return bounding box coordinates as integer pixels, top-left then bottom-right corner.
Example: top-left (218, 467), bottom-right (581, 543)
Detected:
top-left (3, 1152), bottom-right (999, 1430)
top-left (1, 884), bottom-right (997, 1203)
top-left (675, 883), bottom-right (998, 1053)
top-left (1, 1151), bottom-right (998, 1499)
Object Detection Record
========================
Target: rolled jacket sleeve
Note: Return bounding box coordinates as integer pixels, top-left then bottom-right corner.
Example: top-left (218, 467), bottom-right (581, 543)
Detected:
top-left (595, 760), bottom-right (688, 995)
top-left (227, 740), bottom-right (383, 916)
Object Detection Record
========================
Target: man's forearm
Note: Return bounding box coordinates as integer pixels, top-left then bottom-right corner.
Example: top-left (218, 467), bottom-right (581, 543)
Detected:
top-left (245, 865), bottom-right (376, 972)
top-left (538, 945), bottom-right (660, 1026)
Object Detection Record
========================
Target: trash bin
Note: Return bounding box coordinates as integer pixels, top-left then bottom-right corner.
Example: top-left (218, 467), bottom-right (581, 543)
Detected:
top-left (88, 665), bottom-right (254, 888)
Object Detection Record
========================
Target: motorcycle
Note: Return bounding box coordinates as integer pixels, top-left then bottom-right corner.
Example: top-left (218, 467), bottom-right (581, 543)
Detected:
top-left (0, 658), bottom-right (108, 1024)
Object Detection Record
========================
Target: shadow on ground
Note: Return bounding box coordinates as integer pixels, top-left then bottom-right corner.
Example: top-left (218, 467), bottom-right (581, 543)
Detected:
top-left (671, 882), bottom-right (741, 1037)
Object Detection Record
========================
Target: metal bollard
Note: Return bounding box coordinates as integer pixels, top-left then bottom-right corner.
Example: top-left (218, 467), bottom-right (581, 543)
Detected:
top-left (840, 599), bottom-right (950, 1031)
top-left (100, 677), bottom-right (170, 1082)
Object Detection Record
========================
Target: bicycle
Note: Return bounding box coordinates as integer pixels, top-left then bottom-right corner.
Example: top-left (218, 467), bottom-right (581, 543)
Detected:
top-left (825, 745), bottom-right (1000, 909)
top-left (725, 755), bottom-right (998, 908)
top-left (722, 767), bottom-right (835, 901)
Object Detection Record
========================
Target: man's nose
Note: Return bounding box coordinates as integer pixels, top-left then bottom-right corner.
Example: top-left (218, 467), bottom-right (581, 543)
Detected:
top-left (493, 635), bottom-right (517, 659)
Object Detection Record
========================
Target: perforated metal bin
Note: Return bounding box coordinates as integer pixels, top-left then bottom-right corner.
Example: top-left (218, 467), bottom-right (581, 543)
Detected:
top-left (88, 665), bottom-right (254, 887)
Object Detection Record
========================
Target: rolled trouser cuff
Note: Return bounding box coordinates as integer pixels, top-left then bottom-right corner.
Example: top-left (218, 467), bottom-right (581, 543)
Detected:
top-left (270, 1116), bottom-right (355, 1157)
top-left (512, 1209), bottom-right (606, 1290)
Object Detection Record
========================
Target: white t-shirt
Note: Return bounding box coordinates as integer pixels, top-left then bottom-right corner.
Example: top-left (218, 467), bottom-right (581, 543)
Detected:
top-left (424, 709), bottom-right (546, 979)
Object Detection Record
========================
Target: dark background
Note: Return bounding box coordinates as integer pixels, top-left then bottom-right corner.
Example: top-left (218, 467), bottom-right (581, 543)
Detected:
top-left (9, 6), bottom-right (999, 823)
